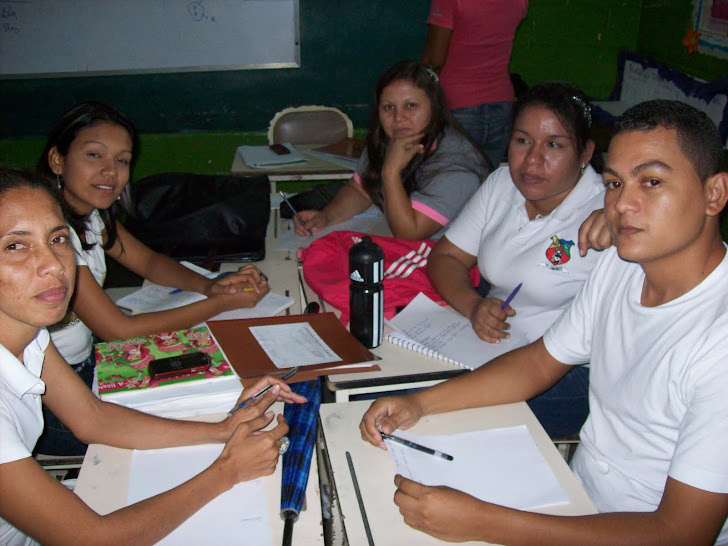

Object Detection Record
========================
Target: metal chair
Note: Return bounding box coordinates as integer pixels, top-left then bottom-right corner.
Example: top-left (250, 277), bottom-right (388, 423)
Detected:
top-left (267, 105), bottom-right (353, 147)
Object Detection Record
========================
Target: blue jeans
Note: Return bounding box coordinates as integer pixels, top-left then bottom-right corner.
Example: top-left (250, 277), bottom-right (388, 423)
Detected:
top-left (527, 365), bottom-right (590, 438)
top-left (35, 353), bottom-right (96, 456)
top-left (452, 101), bottom-right (513, 169)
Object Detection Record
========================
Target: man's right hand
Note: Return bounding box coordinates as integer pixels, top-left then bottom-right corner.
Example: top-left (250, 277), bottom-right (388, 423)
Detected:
top-left (360, 395), bottom-right (424, 449)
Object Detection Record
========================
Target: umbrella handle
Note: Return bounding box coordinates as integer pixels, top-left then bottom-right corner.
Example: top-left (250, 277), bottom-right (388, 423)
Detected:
top-left (282, 512), bottom-right (295, 546)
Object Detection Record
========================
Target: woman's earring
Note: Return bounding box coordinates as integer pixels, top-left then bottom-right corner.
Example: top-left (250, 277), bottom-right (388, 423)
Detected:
top-left (56, 174), bottom-right (62, 190)
top-left (580, 164), bottom-right (586, 176)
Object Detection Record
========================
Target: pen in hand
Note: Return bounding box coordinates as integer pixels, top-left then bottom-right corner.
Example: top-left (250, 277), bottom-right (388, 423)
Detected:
top-left (380, 431), bottom-right (454, 461)
top-left (501, 282), bottom-right (523, 310)
top-left (279, 191), bottom-right (312, 236)
top-left (227, 366), bottom-right (302, 417)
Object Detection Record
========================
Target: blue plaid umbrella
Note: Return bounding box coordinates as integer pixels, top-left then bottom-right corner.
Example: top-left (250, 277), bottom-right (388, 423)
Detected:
top-left (280, 378), bottom-right (322, 546)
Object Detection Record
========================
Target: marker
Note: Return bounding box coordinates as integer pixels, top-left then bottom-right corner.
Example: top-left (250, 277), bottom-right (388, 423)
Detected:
top-left (501, 282), bottom-right (522, 310)
top-left (380, 432), bottom-right (454, 461)
top-left (227, 366), bottom-right (301, 417)
top-left (279, 191), bottom-right (312, 235)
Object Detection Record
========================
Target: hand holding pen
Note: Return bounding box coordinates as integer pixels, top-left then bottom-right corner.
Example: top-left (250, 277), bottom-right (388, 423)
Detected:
top-left (205, 266), bottom-right (268, 297)
top-left (279, 191), bottom-right (314, 236)
top-left (228, 366), bottom-right (302, 417)
top-left (468, 283), bottom-right (523, 344)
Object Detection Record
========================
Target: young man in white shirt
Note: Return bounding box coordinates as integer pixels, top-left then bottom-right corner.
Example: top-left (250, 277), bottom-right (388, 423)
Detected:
top-left (360, 100), bottom-right (728, 544)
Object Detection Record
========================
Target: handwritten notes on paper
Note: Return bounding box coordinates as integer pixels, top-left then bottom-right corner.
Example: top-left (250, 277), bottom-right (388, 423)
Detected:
top-left (385, 426), bottom-right (569, 510)
top-left (249, 322), bottom-right (342, 369)
top-left (387, 293), bottom-right (528, 370)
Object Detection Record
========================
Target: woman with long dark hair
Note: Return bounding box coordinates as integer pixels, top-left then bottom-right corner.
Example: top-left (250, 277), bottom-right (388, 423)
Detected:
top-left (294, 59), bottom-right (490, 241)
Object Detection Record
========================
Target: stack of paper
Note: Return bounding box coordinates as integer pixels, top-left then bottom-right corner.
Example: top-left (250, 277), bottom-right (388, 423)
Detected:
top-left (94, 325), bottom-right (244, 418)
top-left (237, 143), bottom-right (308, 169)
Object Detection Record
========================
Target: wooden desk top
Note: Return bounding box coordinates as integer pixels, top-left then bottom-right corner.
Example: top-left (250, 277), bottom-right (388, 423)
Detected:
top-left (319, 400), bottom-right (596, 546)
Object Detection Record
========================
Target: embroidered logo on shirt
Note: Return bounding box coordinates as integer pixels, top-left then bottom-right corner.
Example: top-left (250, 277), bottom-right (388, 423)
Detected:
top-left (545, 235), bottom-right (574, 266)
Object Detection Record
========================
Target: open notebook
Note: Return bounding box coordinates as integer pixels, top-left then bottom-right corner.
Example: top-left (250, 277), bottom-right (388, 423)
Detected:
top-left (386, 293), bottom-right (528, 370)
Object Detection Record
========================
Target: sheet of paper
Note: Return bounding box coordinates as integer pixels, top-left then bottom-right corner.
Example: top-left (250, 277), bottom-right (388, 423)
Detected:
top-left (388, 293), bottom-right (528, 369)
top-left (276, 206), bottom-right (383, 251)
top-left (386, 426), bottom-right (569, 510)
top-left (115, 262), bottom-right (293, 319)
top-left (127, 444), bottom-right (271, 545)
top-left (249, 323), bottom-right (342, 369)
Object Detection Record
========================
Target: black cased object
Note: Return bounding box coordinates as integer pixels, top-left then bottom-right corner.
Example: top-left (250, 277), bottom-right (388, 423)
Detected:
top-left (349, 236), bottom-right (384, 349)
top-left (127, 172), bottom-right (270, 263)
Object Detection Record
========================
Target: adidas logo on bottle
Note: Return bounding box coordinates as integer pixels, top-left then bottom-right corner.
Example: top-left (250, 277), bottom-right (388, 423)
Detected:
top-left (350, 270), bottom-right (364, 282)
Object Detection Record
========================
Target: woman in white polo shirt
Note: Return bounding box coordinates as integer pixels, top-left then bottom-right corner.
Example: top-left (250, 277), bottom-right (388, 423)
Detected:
top-left (0, 168), bottom-right (304, 546)
top-left (427, 81), bottom-right (604, 437)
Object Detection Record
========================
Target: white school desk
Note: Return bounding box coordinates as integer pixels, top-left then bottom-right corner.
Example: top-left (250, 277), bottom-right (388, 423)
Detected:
top-left (75, 406), bottom-right (324, 545)
top-left (231, 147), bottom-right (354, 192)
top-left (319, 400), bottom-right (596, 546)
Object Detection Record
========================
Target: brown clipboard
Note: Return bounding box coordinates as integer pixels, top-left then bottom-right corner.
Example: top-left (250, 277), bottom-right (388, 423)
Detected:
top-left (206, 312), bottom-right (380, 383)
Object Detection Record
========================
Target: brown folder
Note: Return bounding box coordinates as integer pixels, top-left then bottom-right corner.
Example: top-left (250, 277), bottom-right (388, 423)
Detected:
top-left (206, 312), bottom-right (380, 384)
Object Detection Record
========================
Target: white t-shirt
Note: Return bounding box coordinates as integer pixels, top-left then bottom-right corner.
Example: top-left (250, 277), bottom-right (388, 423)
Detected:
top-left (50, 210), bottom-right (107, 365)
top-left (445, 165), bottom-right (605, 342)
top-left (544, 246), bottom-right (728, 544)
top-left (0, 329), bottom-right (48, 546)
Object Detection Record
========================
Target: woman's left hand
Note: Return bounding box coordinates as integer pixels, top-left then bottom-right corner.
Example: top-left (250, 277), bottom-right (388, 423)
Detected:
top-left (381, 132), bottom-right (426, 180)
top-left (205, 264), bottom-right (268, 296)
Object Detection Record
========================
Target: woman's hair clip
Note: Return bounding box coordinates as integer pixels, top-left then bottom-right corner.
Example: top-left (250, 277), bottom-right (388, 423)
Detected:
top-left (572, 95), bottom-right (592, 128)
top-left (424, 66), bottom-right (439, 84)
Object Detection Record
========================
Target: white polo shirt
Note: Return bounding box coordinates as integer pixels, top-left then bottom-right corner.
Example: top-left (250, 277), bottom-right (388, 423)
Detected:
top-left (445, 165), bottom-right (605, 342)
top-left (0, 328), bottom-right (48, 546)
top-left (50, 210), bottom-right (107, 365)
top-left (544, 246), bottom-right (728, 544)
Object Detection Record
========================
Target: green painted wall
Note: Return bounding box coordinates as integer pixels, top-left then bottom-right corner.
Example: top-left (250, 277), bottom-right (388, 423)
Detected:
top-left (1, 0), bottom-right (645, 177)
top-left (638, 0), bottom-right (728, 82)
top-left (511, 0), bottom-right (643, 99)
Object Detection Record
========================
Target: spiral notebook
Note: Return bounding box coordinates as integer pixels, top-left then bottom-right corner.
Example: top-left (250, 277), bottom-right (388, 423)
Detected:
top-left (386, 293), bottom-right (528, 370)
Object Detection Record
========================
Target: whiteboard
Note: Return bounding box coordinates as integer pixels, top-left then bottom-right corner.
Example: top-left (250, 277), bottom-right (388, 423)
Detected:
top-left (0, 0), bottom-right (300, 78)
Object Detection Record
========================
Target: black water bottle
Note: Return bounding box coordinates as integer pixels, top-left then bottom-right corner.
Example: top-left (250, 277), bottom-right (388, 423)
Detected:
top-left (349, 236), bottom-right (384, 349)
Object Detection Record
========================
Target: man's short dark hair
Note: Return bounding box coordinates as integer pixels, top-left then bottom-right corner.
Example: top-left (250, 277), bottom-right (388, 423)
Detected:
top-left (613, 100), bottom-right (725, 181)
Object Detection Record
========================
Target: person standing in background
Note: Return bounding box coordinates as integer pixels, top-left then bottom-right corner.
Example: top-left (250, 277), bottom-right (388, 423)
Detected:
top-left (422, 0), bottom-right (528, 169)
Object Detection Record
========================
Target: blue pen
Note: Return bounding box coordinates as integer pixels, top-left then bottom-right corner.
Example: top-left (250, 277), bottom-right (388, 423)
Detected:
top-left (501, 282), bottom-right (522, 310)
top-left (227, 366), bottom-right (301, 417)
top-left (169, 271), bottom-right (234, 295)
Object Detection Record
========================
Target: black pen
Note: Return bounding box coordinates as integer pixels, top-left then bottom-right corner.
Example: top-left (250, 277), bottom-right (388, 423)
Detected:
top-left (227, 366), bottom-right (301, 417)
top-left (380, 432), bottom-right (454, 461)
top-left (278, 191), bottom-right (312, 235)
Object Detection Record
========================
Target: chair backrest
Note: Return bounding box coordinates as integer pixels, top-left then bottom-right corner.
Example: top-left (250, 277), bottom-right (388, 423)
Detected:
top-left (267, 105), bottom-right (353, 146)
